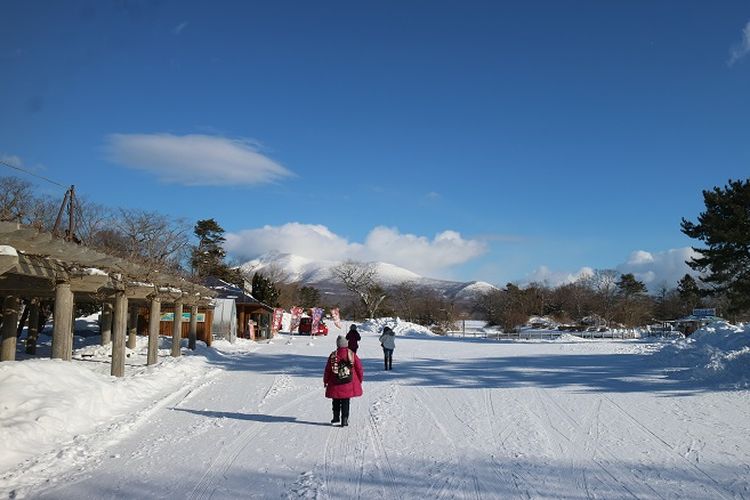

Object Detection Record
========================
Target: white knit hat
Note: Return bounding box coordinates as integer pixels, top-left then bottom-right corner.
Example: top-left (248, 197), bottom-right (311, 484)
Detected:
top-left (336, 336), bottom-right (347, 348)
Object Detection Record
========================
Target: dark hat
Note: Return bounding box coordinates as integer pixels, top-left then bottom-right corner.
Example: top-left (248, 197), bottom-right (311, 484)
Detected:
top-left (349, 324), bottom-right (358, 331)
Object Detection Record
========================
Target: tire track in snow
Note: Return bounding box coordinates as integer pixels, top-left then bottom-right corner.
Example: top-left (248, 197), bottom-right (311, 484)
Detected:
top-left (412, 387), bottom-right (482, 500)
top-left (601, 394), bottom-right (732, 500)
top-left (366, 383), bottom-right (402, 500)
top-left (483, 389), bottom-right (541, 499)
top-left (531, 388), bottom-right (646, 500)
top-left (188, 388), bottom-right (319, 500)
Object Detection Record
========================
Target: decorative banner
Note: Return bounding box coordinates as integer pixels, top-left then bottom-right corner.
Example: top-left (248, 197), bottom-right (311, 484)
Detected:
top-left (272, 308), bottom-right (284, 334)
top-left (311, 307), bottom-right (324, 335)
top-left (290, 306), bottom-right (303, 333)
top-left (331, 307), bottom-right (342, 329)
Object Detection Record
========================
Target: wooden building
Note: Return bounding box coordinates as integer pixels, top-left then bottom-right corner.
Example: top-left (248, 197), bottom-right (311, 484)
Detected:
top-left (203, 276), bottom-right (274, 340)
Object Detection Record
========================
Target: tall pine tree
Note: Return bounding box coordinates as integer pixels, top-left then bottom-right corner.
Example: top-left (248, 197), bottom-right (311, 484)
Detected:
top-left (681, 179), bottom-right (750, 316)
top-left (191, 218), bottom-right (242, 285)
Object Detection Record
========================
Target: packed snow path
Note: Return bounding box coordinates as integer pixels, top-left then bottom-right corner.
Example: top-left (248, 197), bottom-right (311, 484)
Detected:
top-left (25, 330), bottom-right (750, 499)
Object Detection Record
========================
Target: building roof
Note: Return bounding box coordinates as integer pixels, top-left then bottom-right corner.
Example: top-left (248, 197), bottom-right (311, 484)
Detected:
top-left (202, 276), bottom-right (274, 312)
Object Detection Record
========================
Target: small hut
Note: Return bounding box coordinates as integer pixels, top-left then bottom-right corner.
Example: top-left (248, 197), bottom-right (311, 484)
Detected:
top-left (203, 276), bottom-right (274, 340)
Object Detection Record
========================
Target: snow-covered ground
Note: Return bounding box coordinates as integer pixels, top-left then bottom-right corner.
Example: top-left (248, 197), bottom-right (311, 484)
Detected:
top-left (1, 319), bottom-right (749, 499)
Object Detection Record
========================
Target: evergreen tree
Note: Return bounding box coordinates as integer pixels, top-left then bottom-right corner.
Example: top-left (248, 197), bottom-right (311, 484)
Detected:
top-left (251, 272), bottom-right (280, 306)
top-left (616, 273), bottom-right (647, 298)
top-left (681, 179), bottom-right (750, 316)
top-left (676, 274), bottom-right (701, 314)
top-left (298, 286), bottom-right (321, 308)
top-left (191, 218), bottom-right (242, 285)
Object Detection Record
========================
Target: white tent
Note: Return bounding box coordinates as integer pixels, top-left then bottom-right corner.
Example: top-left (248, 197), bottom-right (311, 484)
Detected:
top-left (211, 298), bottom-right (237, 342)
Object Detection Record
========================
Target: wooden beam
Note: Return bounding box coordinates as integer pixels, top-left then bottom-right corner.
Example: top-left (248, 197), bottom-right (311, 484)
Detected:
top-left (25, 298), bottom-right (39, 355)
top-left (100, 302), bottom-right (112, 345)
top-left (189, 304), bottom-right (198, 350)
top-left (147, 296), bottom-right (161, 366)
top-left (51, 282), bottom-right (73, 360)
top-left (111, 290), bottom-right (127, 377)
top-left (1, 295), bottom-right (19, 361)
top-left (127, 306), bottom-right (138, 349)
top-left (171, 297), bottom-right (183, 357)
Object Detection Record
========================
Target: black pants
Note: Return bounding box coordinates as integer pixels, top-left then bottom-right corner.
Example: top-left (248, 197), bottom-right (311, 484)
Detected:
top-left (383, 348), bottom-right (393, 370)
top-left (332, 398), bottom-right (350, 420)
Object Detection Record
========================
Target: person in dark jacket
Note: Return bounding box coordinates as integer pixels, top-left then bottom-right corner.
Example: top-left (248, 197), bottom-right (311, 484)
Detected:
top-left (345, 324), bottom-right (361, 353)
top-left (324, 336), bottom-right (364, 427)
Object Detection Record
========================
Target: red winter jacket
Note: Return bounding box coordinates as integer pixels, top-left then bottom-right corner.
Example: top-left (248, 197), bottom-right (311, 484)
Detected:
top-left (324, 347), bottom-right (364, 399)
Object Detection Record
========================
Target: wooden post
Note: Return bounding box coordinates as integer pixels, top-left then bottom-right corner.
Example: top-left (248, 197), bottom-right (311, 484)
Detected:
top-left (52, 281), bottom-right (73, 360)
top-left (100, 302), bottom-right (113, 345)
top-left (111, 290), bottom-right (128, 377)
top-left (67, 304), bottom-right (76, 361)
top-left (127, 306), bottom-right (138, 349)
top-left (147, 296), bottom-right (161, 365)
top-left (189, 304), bottom-right (198, 350)
top-left (26, 299), bottom-right (40, 355)
top-left (171, 298), bottom-right (183, 357)
top-left (1, 295), bottom-right (20, 361)
top-left (238, 309), bottom-right (246, 339)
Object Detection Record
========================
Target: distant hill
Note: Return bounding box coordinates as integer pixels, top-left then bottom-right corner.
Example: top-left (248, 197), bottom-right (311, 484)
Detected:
top-left (240, 252), bottom-right (498, 305)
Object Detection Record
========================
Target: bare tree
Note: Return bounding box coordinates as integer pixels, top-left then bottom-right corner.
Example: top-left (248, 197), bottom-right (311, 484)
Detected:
top-left (582, 269), bottom-right (619, 326)
top-left (331, 260), bottom-right (386, 318)
top-left (0, 176), bottom-right (34, 222)
top-left (389, 281), bottom-right (419, 322)
top-left (113, 209), bottom-right (191, 270)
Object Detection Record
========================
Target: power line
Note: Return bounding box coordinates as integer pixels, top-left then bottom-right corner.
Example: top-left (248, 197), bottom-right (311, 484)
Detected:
top-left (0, 160), bottom-right (66, 188)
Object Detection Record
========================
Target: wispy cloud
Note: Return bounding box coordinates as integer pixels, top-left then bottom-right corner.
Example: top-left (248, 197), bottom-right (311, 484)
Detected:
top-left (172, 21), bottom-right (189, 35)
top-left (105, 133), bottom-right (293, 186)
top-left (728, 20), bottom-right (750, 66)
top-left (225, 223), bottom-right (487, 277)
top-left (0, 154), bottom-right (23, 168)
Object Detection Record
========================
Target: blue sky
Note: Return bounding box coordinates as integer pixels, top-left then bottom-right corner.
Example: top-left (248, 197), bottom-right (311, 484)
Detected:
top-left (2, 1), bottom-right (749, 288)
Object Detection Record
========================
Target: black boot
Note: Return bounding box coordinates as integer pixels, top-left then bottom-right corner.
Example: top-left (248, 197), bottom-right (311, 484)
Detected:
top-left (331, 414), bottom-right (340, 424)
top-left (341, 418), bottom-right (348, 427)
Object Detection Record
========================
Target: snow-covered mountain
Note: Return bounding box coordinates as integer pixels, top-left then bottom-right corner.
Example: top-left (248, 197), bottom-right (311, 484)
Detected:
top-left (240, 252), bottom-right (497, 302)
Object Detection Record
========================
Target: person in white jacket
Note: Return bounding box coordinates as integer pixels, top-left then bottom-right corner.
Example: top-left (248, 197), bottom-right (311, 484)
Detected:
top-left (378, 326), bottom-right (396, 370)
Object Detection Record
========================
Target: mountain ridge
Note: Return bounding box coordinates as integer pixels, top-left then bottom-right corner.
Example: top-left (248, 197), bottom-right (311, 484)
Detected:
top-left (240, 252), bottom-right (498, 302)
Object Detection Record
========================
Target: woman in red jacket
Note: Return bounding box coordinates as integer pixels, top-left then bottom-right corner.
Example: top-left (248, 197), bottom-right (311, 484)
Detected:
top-left (324, 336), bottom-right (364, 427)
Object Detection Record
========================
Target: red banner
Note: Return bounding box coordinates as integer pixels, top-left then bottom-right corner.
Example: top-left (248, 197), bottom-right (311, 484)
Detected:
top-left (272, 308), bottom-right (284, 334)
top-left (311, 307), bottom-right (324, 335)
top-left (290, 306), bottom-right (303, 333)
top-left (331, 307), bottom-right (341, 329)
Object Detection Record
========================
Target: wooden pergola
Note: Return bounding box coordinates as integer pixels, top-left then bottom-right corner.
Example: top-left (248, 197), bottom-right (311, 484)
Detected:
top-left (0, 221), bottom-right (215, 376)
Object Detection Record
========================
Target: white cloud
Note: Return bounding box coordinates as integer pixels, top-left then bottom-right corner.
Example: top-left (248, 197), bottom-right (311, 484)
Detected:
top-left (526, 265), bottom-right (594, 287)
top-left (225, 223), bottom-right (487, 277)
top-left (105, 133), bottom-right (293, 186)
top-left (0, 154), bottom-right (23, 168)
top-left (226, 223), bottom-right (359, 263)
top-left (172, 21), bottom-right (189, 35)
top-left (616, 247), bottom-right (700, 290)
top-left (728, 20), bottom-right (750, 66)
top-left (525, 247), bottom-right (700, 292)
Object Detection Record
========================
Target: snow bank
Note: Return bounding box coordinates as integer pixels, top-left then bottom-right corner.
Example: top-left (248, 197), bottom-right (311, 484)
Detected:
top-left (358, 317), bottom-right (438, 337)
top-left (0, 343), bottom-right (216, 478)
top-left (654, 321), bottom-right (750, 387)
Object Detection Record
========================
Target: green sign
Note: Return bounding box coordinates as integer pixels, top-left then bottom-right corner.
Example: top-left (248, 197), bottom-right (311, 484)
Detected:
top-left (160, 312), bottom-right (205, 323)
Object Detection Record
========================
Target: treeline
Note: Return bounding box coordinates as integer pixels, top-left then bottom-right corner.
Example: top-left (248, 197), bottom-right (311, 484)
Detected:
top-left (474, 272), bottom-right (707, 332)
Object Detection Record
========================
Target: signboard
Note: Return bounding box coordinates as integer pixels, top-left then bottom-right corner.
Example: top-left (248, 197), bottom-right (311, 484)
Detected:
top-left (692, 308), bottom-right (716, 318)
top-left (160, 312), bottom-right (206, 322)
